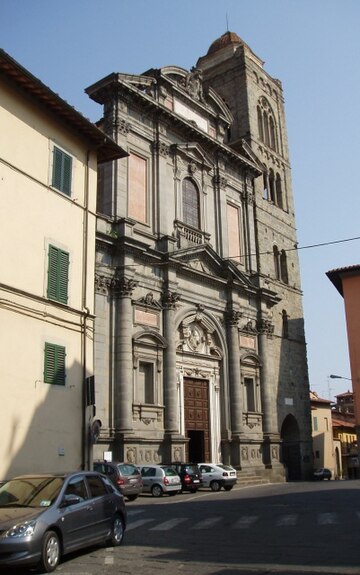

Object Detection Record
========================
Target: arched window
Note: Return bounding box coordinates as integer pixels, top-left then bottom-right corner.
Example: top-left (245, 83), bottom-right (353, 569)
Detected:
top-left (257, 97), bottom-right (278, 152)
top-left (273, 246), bottom-right (280, 280)
top-left (263, 172), bottom-right (269, 200)
top-left (276, 173), bottom-right (283, 209)
top-left (269, 169), bottom-right (276, 203)
top-left (280, 250), bottom-right (288, 284)
top-left (182, 178), bottom-right (200, 229)
top-left (274, 246), bottom-right (289, 284)
top-left (257, 106), bottom-right (264, 141)
top-left (282, 310), bottom-right (289, 338)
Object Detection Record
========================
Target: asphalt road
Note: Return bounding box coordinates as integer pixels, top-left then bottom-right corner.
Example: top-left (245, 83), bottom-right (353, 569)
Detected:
top-left (11, 480), bottom-right (360, 575)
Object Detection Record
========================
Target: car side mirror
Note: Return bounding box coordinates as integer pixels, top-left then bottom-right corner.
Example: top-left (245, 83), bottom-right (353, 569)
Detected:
top-left (61, 494), bottom-right (81, 507)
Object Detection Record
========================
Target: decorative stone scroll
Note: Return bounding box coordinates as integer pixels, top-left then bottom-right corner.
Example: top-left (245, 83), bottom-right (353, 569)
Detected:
top-left (112, 276), bottom-right (138, 298)
top-left (162, 290), bottom-right (181, 310)
top-left (256, 318), bottom-right (274, 336)
top-left (225, 309), bottom-right (242, 327)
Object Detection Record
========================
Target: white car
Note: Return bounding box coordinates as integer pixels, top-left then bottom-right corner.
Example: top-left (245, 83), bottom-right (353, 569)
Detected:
top-left (198, 463), bottom-right (237, 492)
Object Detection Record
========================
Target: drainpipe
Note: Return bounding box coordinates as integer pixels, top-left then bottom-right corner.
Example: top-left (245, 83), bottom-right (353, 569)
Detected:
top-left (82, 150), bottom-right (91, 470)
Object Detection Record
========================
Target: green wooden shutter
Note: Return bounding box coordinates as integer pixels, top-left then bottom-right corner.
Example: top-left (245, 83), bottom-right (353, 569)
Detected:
top-left (47, 245), bottom-right (69, 303)
top-left (44, 343), bottom-right (66, 385)
top-left (62, 153), bottom-right (72, 195)
top-left (52, 147), bottom-right (63, 190)
top-left (52, 146), bottom-right (72, 196)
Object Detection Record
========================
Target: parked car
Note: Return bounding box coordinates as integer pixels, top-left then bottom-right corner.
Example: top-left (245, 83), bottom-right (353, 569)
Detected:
top-left (198, 463), bottom-right (237, 491)
top-left (166, 463), bottom-right (202, 492)
top-left (313, 468), bottom-right (332, 480)
top-left (0, 471), bottom-right (126, 573)
top-left (139, 465), bottom-right (181, 497)
top-left (94, 460), bottom-right (143, 501)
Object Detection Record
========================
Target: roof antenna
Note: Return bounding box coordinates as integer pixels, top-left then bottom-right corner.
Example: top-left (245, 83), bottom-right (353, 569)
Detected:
top-left (226, 12), bottom-right (229, 32)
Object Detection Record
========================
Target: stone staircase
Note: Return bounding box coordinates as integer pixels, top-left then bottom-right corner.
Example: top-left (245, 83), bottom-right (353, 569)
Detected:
top-left (236, 468), bottom-right (271, 488)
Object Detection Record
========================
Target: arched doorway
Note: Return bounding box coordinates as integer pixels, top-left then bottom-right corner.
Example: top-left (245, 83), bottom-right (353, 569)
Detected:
top-left (281, 414), bottom-right (301, 480)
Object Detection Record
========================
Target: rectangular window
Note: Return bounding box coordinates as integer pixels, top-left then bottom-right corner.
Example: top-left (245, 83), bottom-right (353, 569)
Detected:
top-left (128, 153), bottom-right (147, 223)
top-left (52, 146), bottom-right (72, 196)
top-left (138, 361), bottom-right (154, 404)
top-left (47, 245), bottom-right (69, 304)
top-left (44, 342), bottom-right (66, 386)
top-left (313, 416), bottom-right (318, 431)
top-left (244, 377), bottom-right (256, 412)
top-left (227, 203), bottom-right (242, 263)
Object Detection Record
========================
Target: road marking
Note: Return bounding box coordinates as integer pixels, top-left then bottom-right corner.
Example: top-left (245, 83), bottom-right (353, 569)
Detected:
top-left (104, 556), bottom-right (114, 565)
top-left (276, 514), bottom-right (298, 526)
top-left (126, 518), bottom-right (154, 530)
top-left (150, 517), bottom-right (188, 530)
top-left (127, 508), bottom-right (146, 516)
top-left (191, 516), bottom-right (223, 529)
top-left (233, 515), bottom-right (258, 528)
top-left (318, 512), bottom-right (337, 524)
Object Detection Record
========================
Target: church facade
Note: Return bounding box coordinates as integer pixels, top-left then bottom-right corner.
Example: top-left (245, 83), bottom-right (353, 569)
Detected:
top-left (86, 32), bottom-right (312, 481)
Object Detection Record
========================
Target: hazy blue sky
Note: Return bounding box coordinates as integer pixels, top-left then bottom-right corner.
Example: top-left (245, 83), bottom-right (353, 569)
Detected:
top-left (2, 0), bottom-right (359, 400)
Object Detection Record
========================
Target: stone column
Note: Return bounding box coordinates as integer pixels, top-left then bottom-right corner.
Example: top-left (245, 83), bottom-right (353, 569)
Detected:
top-left (257, 318), bottom-right (282, 471)
top-left (226, 310), bottom-right (243, 435)
top-left (113, 277), bottom-right (137, 435)
top-left (162, 289), bottom-right (180, 433)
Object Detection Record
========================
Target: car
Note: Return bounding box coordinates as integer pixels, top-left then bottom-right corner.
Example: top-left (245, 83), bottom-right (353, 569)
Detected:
top-left (313, 468), bottom-right (332, 480)
top-left (0, 471), bottom-right (126, 573)
top-left (198, 463), bottom-right (237, 491)
top-left (139, 465), bottom-right (181, 497)
top-left (93, 460), bottom-right (143, 501)
top-left (166, 463), bottom-right (202, 492)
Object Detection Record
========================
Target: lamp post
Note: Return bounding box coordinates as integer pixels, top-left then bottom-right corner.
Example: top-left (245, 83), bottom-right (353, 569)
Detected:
top-left (329, 374), bottom-right (352, 381)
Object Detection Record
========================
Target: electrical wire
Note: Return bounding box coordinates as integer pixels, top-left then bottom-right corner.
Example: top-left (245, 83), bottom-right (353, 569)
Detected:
top-left (229, 235), bottom-right (360, 261)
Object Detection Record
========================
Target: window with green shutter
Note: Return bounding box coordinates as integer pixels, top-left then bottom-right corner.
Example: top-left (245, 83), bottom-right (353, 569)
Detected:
top-left (52, 146), bottom-right (72, 196)
top-left (47, 245), bottom-right (69, 303)
top-left (44, 342), bottom-right (66, 386)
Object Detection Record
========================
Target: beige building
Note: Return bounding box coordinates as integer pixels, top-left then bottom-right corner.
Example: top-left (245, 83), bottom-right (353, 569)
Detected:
top-left (87, 32), bottom-right (312, 481)
top-left (310, 391), bottom-right (340, 478)
top-left (0, 50), bottom-right (126, 478)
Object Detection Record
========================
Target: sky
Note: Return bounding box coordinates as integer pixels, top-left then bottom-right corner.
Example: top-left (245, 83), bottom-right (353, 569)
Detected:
top-left (2, 0), bottom-right (359, 401)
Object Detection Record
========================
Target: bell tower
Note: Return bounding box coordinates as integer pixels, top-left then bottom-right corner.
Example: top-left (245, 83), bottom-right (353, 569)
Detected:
top-left (197, 32), bottom-right (313, 479)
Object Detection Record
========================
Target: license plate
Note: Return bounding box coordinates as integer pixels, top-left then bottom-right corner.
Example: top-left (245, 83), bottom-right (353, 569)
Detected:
top-left (193, 479), bottom-right (200, 483)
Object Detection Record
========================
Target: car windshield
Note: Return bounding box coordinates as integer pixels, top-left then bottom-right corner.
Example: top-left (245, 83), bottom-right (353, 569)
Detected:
top-left (0, 477), bottom-right (64, 508)
top-left (217, 464), bottom-right (234, 471)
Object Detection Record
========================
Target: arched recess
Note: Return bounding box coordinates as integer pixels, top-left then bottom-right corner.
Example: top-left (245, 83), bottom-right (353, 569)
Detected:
top-left (132, 330), bottom-right (167, 409)
top-left (175, 307), bottom-right (227, 463)
top-left (240, 352), bottom-right (262, 414)
top-left (280, 414), bottom-right (302, 480)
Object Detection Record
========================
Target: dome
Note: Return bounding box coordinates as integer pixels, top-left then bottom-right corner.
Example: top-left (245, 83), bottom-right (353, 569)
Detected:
top-left (207, 31), bottom-right (243, 55)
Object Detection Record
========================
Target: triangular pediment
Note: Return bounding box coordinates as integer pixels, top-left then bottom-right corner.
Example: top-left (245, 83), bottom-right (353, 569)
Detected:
top-left (171, 142), bottom-right (213, 170)
top-left (169, 244), bottom-right (258, 293)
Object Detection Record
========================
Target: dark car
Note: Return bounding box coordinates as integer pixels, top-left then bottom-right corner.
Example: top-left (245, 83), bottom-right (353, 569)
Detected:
top-left (313, 468), bottom-right (332, 480)
top-left (94, 461), bottom-right (143, 501)
top-left (0, 471), bottom-right (126, 573)
top-left (167, 463), bottom-right (202, 492)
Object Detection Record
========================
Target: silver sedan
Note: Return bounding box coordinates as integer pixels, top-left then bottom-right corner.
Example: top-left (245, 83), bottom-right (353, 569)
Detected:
top-left (0, 471), bottom-right (126, 572)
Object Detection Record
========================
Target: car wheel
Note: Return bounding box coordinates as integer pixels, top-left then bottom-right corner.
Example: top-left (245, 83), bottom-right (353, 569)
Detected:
top-left (151, 484), bottom-right (163, 497)
top-left (210, 480), bottom-right (221, 492)
top-left (126, 494), bottom-right (138, 501)
top-left (190, 487), bottom-right (198, 493)
top-left (39, 530), bottom-right (61, 573)
top-left (109, 514), bottom-right (125, 546)
top-left (224, 485), bottom-right (233, 491)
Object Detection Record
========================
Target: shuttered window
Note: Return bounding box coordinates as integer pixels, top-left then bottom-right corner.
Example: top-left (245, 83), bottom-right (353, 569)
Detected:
top-left (47, 245), bottom-right (69, 303)
top-left (52, 146), bottom-right (72, 196)
top-left (182, 178), bottom-right (200, 229)
top-left (44, 342), bottom-right (66, 386)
